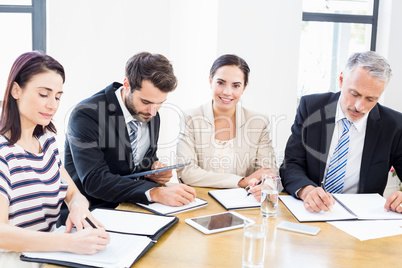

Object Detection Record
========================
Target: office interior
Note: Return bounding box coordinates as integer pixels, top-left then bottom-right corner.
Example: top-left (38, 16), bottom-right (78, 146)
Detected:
top-left (0, 0), bottom-right (401, 192)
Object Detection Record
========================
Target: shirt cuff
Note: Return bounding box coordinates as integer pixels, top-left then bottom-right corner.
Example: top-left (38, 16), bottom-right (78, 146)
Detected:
top-left (145, 188), bottom-right (154, 202)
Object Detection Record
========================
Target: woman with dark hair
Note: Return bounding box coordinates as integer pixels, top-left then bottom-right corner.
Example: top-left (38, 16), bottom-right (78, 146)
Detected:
top-left (0, 51), bottom-right (109, 267)
top-left (177, 54), bottom-right (278, 200)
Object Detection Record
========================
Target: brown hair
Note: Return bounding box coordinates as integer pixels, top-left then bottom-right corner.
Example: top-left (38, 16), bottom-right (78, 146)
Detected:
top-left (125, 52), bottom-right (177, 93)
top-left (0, 51), bottom-right (65, 144)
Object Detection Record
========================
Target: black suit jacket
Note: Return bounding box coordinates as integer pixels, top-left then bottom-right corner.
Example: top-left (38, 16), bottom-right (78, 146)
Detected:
top-left (64, 82), bottom-right (160, 209)
top-left (280, 92), bottom-right (402, 198)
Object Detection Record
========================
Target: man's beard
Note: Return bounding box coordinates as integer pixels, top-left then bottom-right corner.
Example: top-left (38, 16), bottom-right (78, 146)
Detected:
top-left (125, 91), bottom-right (152, 123)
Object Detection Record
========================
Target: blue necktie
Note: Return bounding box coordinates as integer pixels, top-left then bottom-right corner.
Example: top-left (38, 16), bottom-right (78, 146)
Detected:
top-left (325, 118), bottom-right (352, 193)
top-left (128, 120), bottom-right (139, 163)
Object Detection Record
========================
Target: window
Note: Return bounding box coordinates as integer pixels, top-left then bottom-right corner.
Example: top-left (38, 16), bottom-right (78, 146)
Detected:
top-left (298, 0), bottom-right (379, 98)
top-left (0, 0), bottom-right (46, 98)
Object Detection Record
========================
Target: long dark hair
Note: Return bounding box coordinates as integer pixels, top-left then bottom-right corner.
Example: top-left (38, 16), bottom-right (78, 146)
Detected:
top-left (0, 51), bottom-right (65, 144)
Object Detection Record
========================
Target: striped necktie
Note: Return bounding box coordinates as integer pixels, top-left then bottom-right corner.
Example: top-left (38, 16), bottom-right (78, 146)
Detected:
top-left (324, 118), bottom-right (352, 193)
top-left (128, 120), bottom-right (139, 163)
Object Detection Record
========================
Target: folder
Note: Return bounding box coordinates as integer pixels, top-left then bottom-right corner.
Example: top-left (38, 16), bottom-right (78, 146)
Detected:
top-left (20, 208), bottom-right (178, 268)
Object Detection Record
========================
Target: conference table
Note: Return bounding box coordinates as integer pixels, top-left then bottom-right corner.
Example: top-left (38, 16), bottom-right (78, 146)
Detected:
top-left (46, 186), bottom-right (401, 268)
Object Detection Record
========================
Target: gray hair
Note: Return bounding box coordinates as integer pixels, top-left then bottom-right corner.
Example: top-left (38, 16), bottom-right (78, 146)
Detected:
top-left (343, 51), bottom-right (392, 84)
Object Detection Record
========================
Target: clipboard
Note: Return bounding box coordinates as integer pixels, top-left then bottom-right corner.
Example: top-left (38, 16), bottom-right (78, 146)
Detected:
top-left (124, 162), bottom-right (190, 178)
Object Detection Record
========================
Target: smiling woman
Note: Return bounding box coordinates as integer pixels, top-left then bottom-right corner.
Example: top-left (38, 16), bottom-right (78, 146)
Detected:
top-left (177, 54), bottom-right (278, 201)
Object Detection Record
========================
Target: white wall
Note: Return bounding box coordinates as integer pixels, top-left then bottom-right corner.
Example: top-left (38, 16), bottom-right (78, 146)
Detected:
top-left (377, 0), bottom-right (402, 113)
top-left (47, 0), bottom-right (302, 169)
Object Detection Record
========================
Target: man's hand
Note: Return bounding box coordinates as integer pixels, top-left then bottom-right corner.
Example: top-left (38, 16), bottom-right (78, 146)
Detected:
top-left (298, 185), bottom-right (335, 213)
top-left (145, 161), bottom-right (172, 185)
top-left (149, 184), bottom-right (196, 206)
top-left (384, 191), bottom-right (402, 213)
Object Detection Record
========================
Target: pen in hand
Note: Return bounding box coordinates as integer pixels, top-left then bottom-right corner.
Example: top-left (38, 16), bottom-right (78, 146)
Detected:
top-left (320, 180), bottom-right (332, 212)
top-left (84, 216), bottom-right (97, 229)
top-left (246, 180), bottom-right (263, 196)
top-left (178, 177), bottom-right (196, 203)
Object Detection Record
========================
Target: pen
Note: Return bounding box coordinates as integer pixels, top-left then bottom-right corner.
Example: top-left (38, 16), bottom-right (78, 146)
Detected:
top-left (246, 180), bottom-right (262, 196)
top-left (84, 216), bottom-right (97, 228)
top-left (320, 179), bottom-right (332, 212)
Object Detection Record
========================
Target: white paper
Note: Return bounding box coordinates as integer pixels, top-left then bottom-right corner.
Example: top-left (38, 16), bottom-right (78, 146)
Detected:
top-left (91, 208), bottom-right (176, 236)
top-left (279, 194), bottom-right (402, 222)
top-left (279, 195), bottom-right (356, 222)
top-left (22, 226), bottom-right (151, 267)
top-left (333, 194), bottom-right (402, 220)
top-left (329, 220), bottom-right (402, 241)
top-left (209, 188), bottom-right (260, 210)
top-left (135, 197), bottom-right (207, 215)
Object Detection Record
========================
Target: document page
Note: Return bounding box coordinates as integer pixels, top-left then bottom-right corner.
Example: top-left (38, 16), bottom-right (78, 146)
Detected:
top-left (91, 208), bottom-right (176, 236)
top-left (22, 227), bottom-right (151, 267)
top-left (135, 197), bottom-right (207, 215)
top-left (209, 188), bottom-right (260, 210)
top-left (333, 194), bottom-right (402, 220)
top-left (329, 220), bottom-right (402, 241)
top-left (279, 195), bottom-right (356, 222)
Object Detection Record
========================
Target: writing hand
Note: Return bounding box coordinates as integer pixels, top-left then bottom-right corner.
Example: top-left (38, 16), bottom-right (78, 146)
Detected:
top-left (150, 184), bottom-right (196, 206)
top-left (299, 186), bottom-right (334, 213)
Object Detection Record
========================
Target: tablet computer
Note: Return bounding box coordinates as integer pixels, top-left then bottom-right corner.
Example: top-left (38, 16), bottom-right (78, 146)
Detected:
top-left (185, 211), bottom-right (248, 234)
top-left (123, 162), bottom-right (190, 178)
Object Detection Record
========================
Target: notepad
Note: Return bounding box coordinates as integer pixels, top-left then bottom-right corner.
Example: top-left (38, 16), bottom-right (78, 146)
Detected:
top-left (20, 209), bottom-right (178, 268)
top-left (208, 188), bottom-right (260, 210)
top-left (279, 193), bottom-right (402, 222)
top-left (135, 197), bottom-right (208, 215)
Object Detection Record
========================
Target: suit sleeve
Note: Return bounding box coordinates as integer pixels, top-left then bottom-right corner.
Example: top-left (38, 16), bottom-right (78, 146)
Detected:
top-left (66, 104), bottom-right (158, 205)
top-left (280, 97), bottom-right (319, 197)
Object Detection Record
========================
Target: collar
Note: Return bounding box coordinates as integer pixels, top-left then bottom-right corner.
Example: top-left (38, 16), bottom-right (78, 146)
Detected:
top-left (335, 99), bottom-right (368, 133)
top-left (203, 100), bottom-right (246, 128)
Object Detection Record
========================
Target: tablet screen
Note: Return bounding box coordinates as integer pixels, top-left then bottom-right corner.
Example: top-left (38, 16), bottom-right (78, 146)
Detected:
top-left (191, 212), bottom-right (244, 231)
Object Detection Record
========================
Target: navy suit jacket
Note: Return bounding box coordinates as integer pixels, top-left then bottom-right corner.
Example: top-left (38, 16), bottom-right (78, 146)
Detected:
top-left (280, 92), bottom-right (402, 198)
top-left (64, 82), bottom-right (160, 209)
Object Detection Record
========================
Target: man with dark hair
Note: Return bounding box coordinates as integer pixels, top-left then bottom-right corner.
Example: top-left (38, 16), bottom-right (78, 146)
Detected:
top-left (64, 52), bottom-right (196, 210)
top-left (280, 51), bottom-right (402, 214)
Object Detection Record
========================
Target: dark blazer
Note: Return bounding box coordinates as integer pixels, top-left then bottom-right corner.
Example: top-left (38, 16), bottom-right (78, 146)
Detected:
top-left (280, 92), bottom-right (402, 198)
top-left (64, 82), bottom-right (160, 209)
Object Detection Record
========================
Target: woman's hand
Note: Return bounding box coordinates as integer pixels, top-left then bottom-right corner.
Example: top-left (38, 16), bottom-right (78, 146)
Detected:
top-left (238, 168), bottom-right (276, 188)
top-left (66, 227), bottom-right (110, 255)
top-left (246, 178), bottom-right (262, 202)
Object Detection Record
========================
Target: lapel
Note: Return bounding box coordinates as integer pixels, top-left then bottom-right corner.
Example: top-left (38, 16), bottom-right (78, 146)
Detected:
top-left (318, 93), bottom-right (339, 182)
top-left (359, 104), bottom-right (381, 192)
top-left (104, 83), bottom-right (134, 170)
top-left (200, 101), bottom-right (215, 159)
top-left (201, 101), bottom-right (246, 175)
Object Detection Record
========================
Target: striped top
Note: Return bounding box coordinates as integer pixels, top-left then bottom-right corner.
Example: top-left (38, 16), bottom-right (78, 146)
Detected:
top-left (0, 132), bottom-right (68, 232)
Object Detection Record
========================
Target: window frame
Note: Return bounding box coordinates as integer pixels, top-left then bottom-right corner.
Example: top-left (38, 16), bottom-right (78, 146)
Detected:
top-left (302, 0), bottom-right (379, 51)
top-left (0, 0), bottom-right (46, 52)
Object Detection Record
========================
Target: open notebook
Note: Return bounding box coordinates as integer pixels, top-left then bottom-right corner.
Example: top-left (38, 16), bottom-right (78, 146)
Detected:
top-left (279, 193), bottom-right (402, 222)
top-left (20, 208), bottom-right (178, 268)
top-left (208, 188), bottom-right (260, 210)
